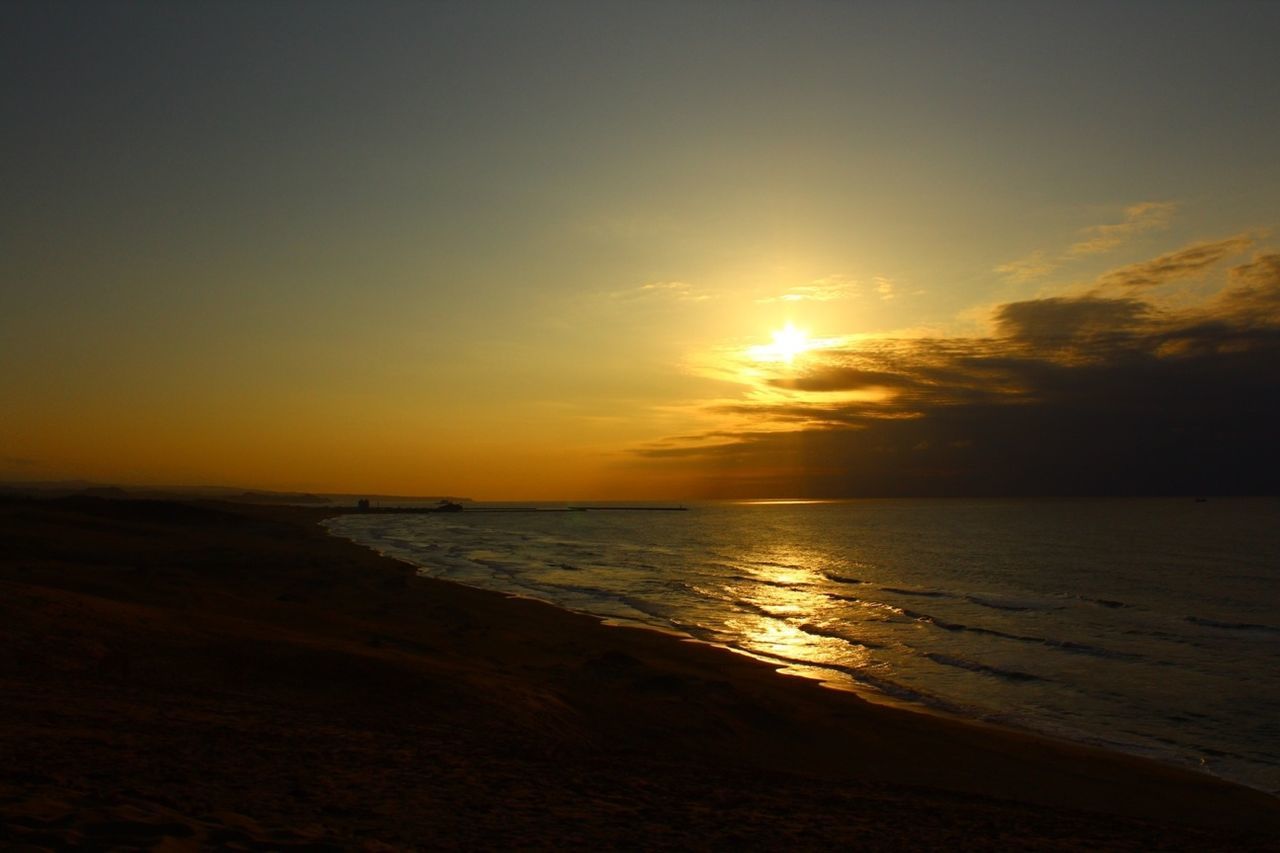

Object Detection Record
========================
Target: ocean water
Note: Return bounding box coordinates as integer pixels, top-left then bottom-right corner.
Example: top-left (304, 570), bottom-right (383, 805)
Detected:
top-left (326, 498), bottom-right (1280, 793)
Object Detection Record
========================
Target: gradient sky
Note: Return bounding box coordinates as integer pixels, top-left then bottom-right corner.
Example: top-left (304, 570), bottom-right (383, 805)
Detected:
top-left (4, 1), bottom-right (1279, 499)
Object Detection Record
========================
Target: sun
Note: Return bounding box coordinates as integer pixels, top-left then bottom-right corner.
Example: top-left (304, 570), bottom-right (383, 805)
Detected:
top-left (749, 323), bottom-right (814, 363)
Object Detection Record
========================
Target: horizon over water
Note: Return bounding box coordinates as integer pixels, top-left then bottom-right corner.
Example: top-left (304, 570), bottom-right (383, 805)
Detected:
top-left (327, 497), bottom-right (1280, 794)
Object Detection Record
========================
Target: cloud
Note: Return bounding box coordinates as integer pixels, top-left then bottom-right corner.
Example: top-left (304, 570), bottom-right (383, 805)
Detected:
top-left (995, 251), bottom-right (1059, 284)
top-left (995, 201), bottom-right (1178, 284)
top-left (1216, 253), bottom-right (1280, 321)
top-left (759, 275), bottom-right (859, 303)
top-left (875, 277), bottom-right (895, 301)
top-left (770, 366), bottom-right (911, 393)
top-left (1067, 201), bottom-right (1178, 256)
top-left (993, 295), bottom-right (1150, 341)
top-left (633, 242), bottom-right (1280, 498)
top-left (1097, 234), bottom-right (1254, 288)
top-left (614, 280), bottom-right (713, 302)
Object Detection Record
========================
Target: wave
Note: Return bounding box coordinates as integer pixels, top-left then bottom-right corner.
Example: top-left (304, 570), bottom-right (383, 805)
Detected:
top-left (748, 559), bottom-right (805, 571)
top-left (859, 601), bottom-right (906, 617)
top-left (468, 556), bottom-right (529, 576)
top-left (725, 644), bottom-right (973, 715)
top-left (964, 595), bottom-right (1035, 612)
top-left (796, 622), bottom-right (885, 649)
top-left (1121, 627), bottom-right (1204, 648)
top-left (924, 652), bottom-right (1044, 683)
top-left (898, 609), bottom-right (1137, 660)
top-left (727, 574), bottom-right (812, 590)
top-left (879, 587), bottom-right (1057, 613)
top-left (1038, 637), bottom-right (1138, 660)
top-left (881, 586), bottom-right (949, 598)
top-left (614, 594), bottom-right (678, 625)
top-left (899, 607), bottom-right (948, 625)
top-left (731, 599), bottom-right (777, 618)
top-left (1186, 616), bottom-right (1280, 636)
top-left (823, 573), bottom-right (864, 586)
top-left (1080, 596), bottom-right (1135, 609)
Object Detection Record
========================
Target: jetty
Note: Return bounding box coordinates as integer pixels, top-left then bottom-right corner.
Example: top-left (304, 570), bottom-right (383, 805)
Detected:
top-left (348, 501), bottom-right (686, 515)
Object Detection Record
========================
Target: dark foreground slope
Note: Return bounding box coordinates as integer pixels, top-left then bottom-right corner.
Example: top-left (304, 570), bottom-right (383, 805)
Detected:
top-left (1, 496), bottom-right (1277, 850)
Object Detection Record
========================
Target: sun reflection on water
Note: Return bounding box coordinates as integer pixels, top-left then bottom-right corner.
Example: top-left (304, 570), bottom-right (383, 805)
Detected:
top-left (719, 544), bottom-right (875, 677)
top-left (735, 498), bottom-right (837, 506)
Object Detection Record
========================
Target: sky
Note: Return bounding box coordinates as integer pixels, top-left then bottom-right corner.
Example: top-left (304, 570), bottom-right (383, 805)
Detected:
top-left (3, 0), bottom-right (1279, 499)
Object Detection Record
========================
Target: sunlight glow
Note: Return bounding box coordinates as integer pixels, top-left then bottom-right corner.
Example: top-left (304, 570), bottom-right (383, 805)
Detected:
top-left (749, 323), bottom-right (817, 364)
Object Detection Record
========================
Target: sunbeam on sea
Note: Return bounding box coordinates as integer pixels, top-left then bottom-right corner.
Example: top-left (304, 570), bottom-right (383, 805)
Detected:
top-left (327, 498), bottom-right (1280, 793)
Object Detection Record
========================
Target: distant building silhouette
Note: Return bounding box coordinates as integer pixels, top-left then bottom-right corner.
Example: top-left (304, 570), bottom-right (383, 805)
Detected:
top-left (357, 498), bottom-right (370, 511)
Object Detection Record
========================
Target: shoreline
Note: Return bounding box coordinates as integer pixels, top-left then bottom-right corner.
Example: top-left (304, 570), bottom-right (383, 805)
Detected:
top-left (327, 520), bottom-right (1000, 741)
top-left (3, 495), bottom-right (1278, 849)
top-left (325, 510), bottom-right (1276, 798)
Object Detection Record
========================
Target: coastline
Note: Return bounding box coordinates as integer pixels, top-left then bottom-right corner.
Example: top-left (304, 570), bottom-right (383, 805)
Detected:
top-left (327, 501), bottom-right (1280, 796)
top-left (330, 519), bottom-right (1019, 748)
top-left (2, 496), bottom-right (1277, 849)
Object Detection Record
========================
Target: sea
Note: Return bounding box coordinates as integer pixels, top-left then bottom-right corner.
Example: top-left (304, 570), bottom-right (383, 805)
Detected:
top-left (326, 497), bottom-right (1280, 794)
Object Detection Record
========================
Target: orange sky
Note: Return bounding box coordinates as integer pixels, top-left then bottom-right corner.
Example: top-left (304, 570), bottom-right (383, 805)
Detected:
top-left (4, 3), bottom-right (1279, 499)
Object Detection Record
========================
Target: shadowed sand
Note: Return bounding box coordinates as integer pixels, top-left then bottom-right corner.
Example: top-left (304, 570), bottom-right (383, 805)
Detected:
top-left (1, 496), bottom-right (1277, 850)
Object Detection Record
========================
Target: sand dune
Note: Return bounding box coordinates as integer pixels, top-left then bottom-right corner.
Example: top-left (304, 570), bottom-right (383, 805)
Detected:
top-left (2, 496), bottom-right (1276, 850)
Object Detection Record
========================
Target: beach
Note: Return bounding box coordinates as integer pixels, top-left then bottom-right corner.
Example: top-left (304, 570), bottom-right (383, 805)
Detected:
top-left (2, 496), bottom-right (1277, 850)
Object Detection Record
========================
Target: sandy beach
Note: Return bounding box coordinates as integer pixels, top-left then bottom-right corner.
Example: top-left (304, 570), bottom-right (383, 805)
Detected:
top-left (2, 496), bottom-right (1277, 850)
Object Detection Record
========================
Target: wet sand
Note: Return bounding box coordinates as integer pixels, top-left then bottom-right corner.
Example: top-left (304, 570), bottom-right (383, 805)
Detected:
top-left (2, 496), bottom-right (1277, 850)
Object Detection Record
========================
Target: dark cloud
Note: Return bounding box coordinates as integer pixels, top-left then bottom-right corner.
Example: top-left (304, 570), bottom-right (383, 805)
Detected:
top-left (769, 367), bottom-right (912, 393)
top-left (639, 274), bottom-right (1280, 498)
top-left (1216, 253), bottom-right (1280, 321)
top-left (993, 296), bottom-right (1149, 341)
top-left (1229, 253), bottom-right (1280, 288)
top-left (1097, 235), bottom-right (1252, 288)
